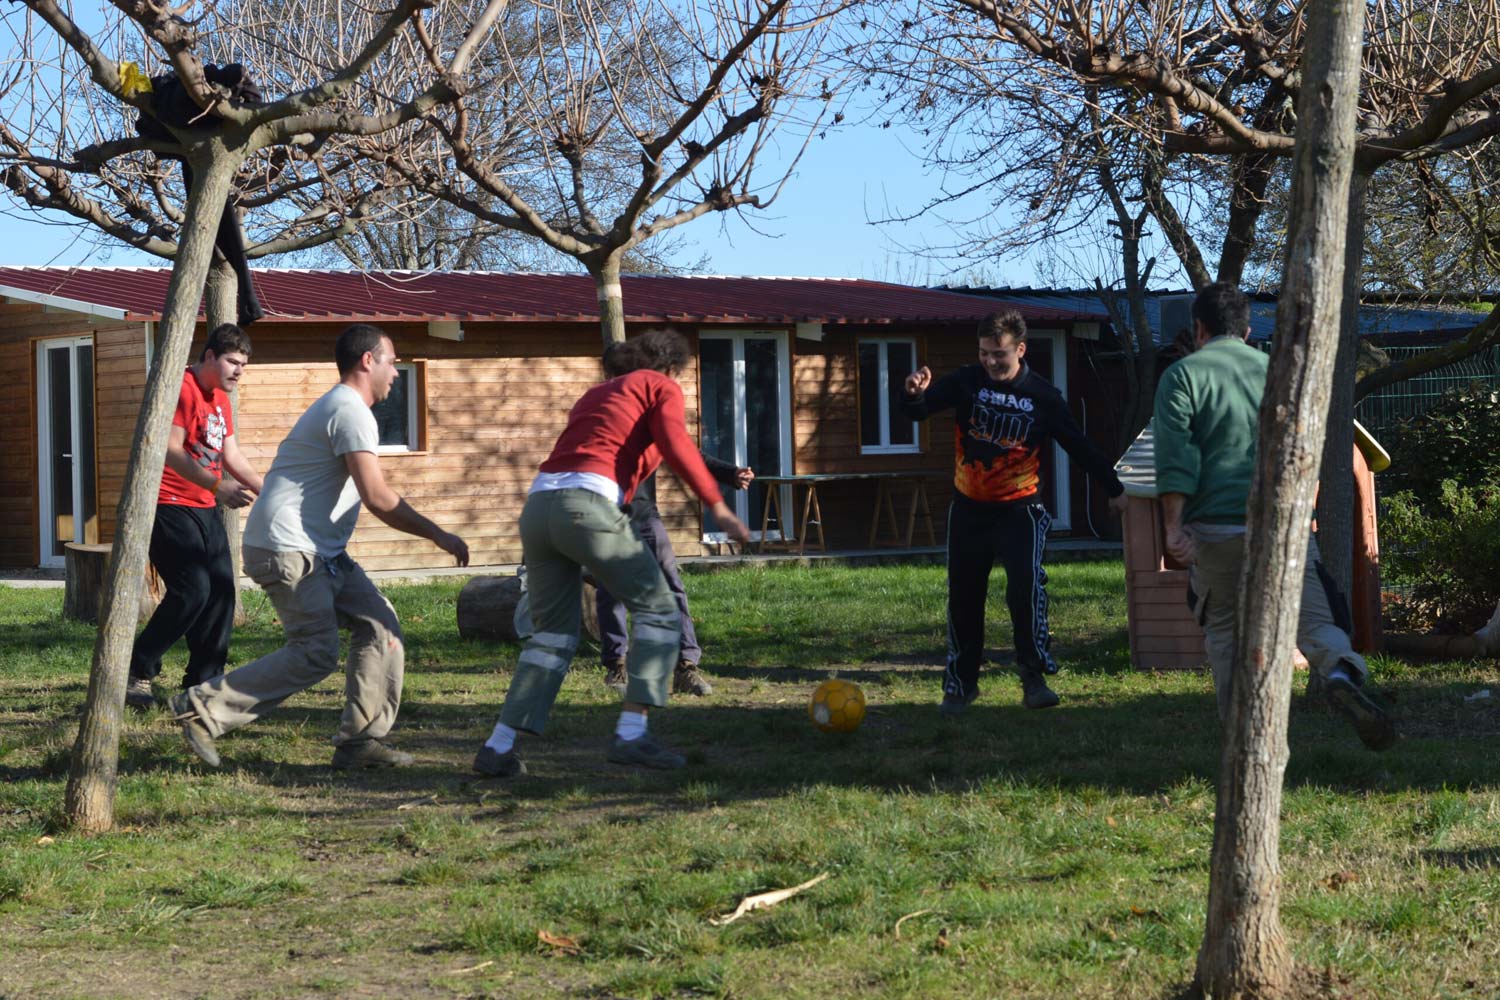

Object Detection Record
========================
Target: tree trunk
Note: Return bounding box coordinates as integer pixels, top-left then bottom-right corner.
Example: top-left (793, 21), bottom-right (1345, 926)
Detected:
top-left (1314, 170), bottom-right (1371, 600)
top-left (64, 147), bottom-right (240, 834)
top-left (204, 260), bottom-right (247, 627)
top-left (1194, 2), bottom-right (1366, 997)
top-left (590, 254), bottom-right (626, 348)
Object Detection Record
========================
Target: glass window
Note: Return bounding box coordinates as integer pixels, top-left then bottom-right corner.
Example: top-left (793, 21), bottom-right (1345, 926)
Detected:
top-left (858, 339), bottom-right (920, 454)
top-left (371, 363), bottom-right (421, 452)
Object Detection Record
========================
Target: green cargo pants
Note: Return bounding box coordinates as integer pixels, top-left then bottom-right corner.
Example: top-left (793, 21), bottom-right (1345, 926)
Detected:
top-left (500, 488), bottom-right (680, 733)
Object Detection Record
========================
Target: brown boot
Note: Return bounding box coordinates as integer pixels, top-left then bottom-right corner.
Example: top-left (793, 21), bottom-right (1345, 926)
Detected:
top-left (602, 660), bottom-right (626, 695)
top-left (672, 661), bottom-right (714, 696)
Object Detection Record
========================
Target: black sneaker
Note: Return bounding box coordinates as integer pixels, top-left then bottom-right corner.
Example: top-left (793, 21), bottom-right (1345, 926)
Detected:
top-left (168, 693), bottom-right (219, 768)
top-left (1325, 675), bottom-right (1396, 751)
top-left (607, 733), bottom-right (686, 770)
top-left (331, 739), bottom-right (415, 769)
top-left (938, 686), bottom-right (979, 718)
top-left (672, 661), bottom-right (714, 696)
top-left (1020, 671), bottom-right (1060, 710)
top-left (472, 744), bottom-right (526, 778)
top-left (602, 660), bottom-right (626, 695)
top-left (125, 677), bottom-right (156, 712)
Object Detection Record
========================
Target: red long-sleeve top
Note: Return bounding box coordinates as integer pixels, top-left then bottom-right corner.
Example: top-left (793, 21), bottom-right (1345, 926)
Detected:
top-left (539, 369), bottom-right (724, 506)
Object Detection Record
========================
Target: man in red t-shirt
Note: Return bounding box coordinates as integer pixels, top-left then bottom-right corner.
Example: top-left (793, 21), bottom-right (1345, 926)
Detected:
top-left (127, 324), bottom-right (265, 710)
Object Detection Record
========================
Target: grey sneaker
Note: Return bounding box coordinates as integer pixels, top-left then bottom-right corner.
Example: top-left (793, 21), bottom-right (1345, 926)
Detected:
top-left (938, 686), bottom-right (979, 718)
top-left (168, 693), bottom-right (219, 768)
top-left (602, 660), bottom-right (627, 695)
top-left (1325, 675), bottom-right (1396, 752)
top-left (1020, 671), bottom-right (1060, 710)
top-left (472, 744), bottom-right (526, 778)
top-left (125, 677), bottom-right (156, 712)
top-left (672, 661), bottom-right (714, 696)
top-left (331, 739), bottom-right (415, 769)
top-left (607, 733), bottom-right (686, 770)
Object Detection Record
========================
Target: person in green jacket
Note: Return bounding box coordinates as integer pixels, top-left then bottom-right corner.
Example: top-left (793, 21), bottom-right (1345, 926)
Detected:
top-left (1153, 282), bottom-right (1394, 751)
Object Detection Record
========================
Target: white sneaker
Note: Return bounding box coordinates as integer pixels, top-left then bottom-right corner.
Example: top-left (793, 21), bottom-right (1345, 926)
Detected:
top-left (1474, 601), bottom-right (1500, 655)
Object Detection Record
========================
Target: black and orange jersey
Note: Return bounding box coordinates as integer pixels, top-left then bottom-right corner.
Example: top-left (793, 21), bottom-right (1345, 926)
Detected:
top-left (900, 363), bottom-right (1124, 506)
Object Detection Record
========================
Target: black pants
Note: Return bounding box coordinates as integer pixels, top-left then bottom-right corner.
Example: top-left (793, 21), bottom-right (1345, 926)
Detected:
top-left (943, 496), bottom-right (1054, 697)
top-left (129, 504), bottom-right (236, 688)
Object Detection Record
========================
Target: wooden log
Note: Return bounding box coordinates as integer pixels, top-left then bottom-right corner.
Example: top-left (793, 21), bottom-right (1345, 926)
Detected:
top-left (1384, 632), bottom-right (1482, 660)
top-left (456, 573), bottom-right (600, 642)
top-left (64, 543), bottom-right (162, 624)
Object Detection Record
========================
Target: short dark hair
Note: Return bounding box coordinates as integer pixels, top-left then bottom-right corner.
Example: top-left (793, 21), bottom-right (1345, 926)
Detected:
top-left (335, 323), bottom-right (389, 376)
top-left (978, 310), bottom-right (1027, 343)
top-left (1192, 282), bottom-right (1251, 340)
top-left (601, 329), bottom-right (691, 378)
top-left (202, 323), bottom-right (252, 362)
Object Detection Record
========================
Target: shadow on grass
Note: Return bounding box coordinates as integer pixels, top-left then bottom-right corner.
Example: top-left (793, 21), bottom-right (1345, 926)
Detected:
top-left (16, 680), bottom-right (1481, 825)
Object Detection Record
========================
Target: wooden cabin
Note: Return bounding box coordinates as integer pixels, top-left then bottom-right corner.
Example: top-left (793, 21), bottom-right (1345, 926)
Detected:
top-left (1114, 419), bottom-right (1386, 671)
top-left (0, 267), bottom-right (1108, 572)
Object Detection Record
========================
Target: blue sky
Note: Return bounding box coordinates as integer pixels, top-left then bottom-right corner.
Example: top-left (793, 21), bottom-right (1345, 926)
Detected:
top-left (0, 117), bottom-right (1050, 285)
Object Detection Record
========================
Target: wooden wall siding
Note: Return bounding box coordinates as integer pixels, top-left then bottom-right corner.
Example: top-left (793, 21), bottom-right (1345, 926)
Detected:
top-left (1121, 495), bottom-right (1205, 670)
top-left (93, 323), bottom-right (151, 547)
top-left (0, 304), bottom-right (145, 567)
top-left (231, 321), bottom-right (709, 570)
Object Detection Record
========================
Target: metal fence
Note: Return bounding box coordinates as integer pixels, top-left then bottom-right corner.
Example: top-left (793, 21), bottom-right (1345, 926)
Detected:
top-left (1355, 345), bottom-right (1500, 443)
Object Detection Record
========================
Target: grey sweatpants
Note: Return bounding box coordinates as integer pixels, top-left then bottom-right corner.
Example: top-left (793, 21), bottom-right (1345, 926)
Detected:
top-left (181, 546), bottom-right (405, 747)
top-left (1189, 531), bottom-right (1367, 718)
top-left (499, 488), bottom-right (680, 734)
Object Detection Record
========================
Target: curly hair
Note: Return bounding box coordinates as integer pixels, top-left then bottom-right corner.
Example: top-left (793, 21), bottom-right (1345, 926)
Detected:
top-left (601, 329), bottom-right (691, 377)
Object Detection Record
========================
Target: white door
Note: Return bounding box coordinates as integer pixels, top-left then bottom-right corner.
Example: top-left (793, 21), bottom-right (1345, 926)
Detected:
top-left (37, 336), bottom-right (97, 567)
top-left (697, 331), bottom-right (793, 541)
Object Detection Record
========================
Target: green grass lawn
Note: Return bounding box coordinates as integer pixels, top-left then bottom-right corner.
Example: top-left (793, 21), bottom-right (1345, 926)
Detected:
top-left (1, 560), bottom-right (1498, 999)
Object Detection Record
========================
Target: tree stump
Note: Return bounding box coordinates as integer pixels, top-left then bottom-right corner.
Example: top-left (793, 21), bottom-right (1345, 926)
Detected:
top-left (63, 543), bottom-right (163, 624)
top-left (457, 573), bottom-right (599, 642)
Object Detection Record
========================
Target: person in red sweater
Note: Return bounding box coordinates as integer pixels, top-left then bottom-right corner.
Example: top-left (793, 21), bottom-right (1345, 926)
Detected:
top-left (474, 330), bottom-right (750, 778)
top-left (126, 323), bottom-right (264, 710)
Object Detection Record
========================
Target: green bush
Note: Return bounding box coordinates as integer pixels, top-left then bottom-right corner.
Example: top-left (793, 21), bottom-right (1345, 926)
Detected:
top-left (1384, 386), bottom-right (1500, 498)
top-left (1381, 481), bottom-right (1500, 631)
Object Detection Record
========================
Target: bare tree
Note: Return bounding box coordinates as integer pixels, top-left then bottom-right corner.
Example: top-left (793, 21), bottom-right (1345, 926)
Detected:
top-left (0, 0), bottom-right (506, 833)
top-left (379, 0), bottom-right (852, 346)
top-left (1198, 3), bottom-right (1366, 994)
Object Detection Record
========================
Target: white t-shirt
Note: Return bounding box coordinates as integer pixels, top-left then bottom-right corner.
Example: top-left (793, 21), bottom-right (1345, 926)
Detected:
top-left (244, 384), bottom-right (379, 559)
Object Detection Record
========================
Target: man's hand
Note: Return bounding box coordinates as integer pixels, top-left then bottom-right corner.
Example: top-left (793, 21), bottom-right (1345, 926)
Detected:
top-left (734, 467), bottom-right (755, 490)
top-left (904, 366), bottom-right (932, 396)
top-left (1164, 524), bottom-right (1196, 566)
top-left (1108, 492), bottom-right (1129, 515)
top-left (436, 531), bottom-right (470, 567)
top-left (710, 500), bottom-right (751, 544)
top-left (215, 478), bottom-right (257, 509)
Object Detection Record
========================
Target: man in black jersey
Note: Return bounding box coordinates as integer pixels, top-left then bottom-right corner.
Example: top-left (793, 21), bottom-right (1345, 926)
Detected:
top-left (902, 310), bottom-right (1127, 715)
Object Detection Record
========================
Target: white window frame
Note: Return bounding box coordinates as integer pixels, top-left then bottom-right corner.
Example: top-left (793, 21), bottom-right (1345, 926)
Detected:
top-left (374, 362), bottom-right (421, 453)
top-left (37, 335), bottom-right (95, 568)
top-left (1030, 329), bottom-right (1071, 532)
top-left (858, 338), bottom-right (921, 455)
top-left (698, 330), bottom-right (794, 544)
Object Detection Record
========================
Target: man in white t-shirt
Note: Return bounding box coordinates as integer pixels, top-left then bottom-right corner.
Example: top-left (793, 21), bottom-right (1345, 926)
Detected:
top-left (170, 325), bottom-right (469, 769)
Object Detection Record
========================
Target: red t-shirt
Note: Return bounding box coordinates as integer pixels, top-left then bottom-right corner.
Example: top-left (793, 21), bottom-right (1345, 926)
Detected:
top-left (157, 368), bottom-right (234, 508)
top-left (540, 370), bottom-right (723, 505)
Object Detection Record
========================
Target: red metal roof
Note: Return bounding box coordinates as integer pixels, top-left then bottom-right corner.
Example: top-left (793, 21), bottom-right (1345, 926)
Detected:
top-left (0, 266), bottom-right (1102, 326)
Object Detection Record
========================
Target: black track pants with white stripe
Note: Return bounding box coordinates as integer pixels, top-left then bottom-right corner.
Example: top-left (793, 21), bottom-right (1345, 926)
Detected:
top-left (943, 496), bottom-right (1055, 698)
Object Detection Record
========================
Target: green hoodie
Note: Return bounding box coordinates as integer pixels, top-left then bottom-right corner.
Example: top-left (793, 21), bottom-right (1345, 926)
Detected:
top-left (1152, 336), bottom-right (1267, 525)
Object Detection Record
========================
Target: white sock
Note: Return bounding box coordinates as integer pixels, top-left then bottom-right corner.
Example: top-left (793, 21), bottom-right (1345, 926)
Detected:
top-left (1326, 665), bottom-right (1354, 686)
top-left (615, 710), bottom-right (647, 742)
top-left (485, 721), bottom-right (518, 754)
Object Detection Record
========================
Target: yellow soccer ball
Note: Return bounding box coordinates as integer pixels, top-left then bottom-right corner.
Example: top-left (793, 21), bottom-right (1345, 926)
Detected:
top-left (809, 679), bottom-right (866, 734)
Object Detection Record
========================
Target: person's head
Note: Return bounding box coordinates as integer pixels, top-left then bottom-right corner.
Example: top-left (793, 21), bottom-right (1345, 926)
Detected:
top-left (602, 329), bottom-right (691, 378)
top-left (976, 310), bottom-right (1028, 381)
top-left (1191, 282), bottom-right (1251, 346)
top-left (335, 323), bottom-right (400, 402)
top-left (196, 323), bottom-right (252, 391)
